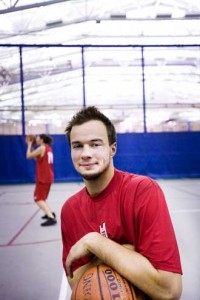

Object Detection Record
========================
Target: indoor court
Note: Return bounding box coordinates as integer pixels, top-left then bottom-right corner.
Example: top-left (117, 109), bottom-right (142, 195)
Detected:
top-left (0, 0), bottom-right (200, 300)
top-left (0, 179), bottom-right (200, 300)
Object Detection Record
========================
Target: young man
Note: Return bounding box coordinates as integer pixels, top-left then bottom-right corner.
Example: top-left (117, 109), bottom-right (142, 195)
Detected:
top-left (26, 134), bottom-right (57, 226)
top-left (61, 106), bottom-right (182, 299)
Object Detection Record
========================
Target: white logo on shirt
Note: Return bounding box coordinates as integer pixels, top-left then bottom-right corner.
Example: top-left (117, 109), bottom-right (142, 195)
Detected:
top-left (47, 152), bottom-right (53, 164)
top-left (99, 222), bottom-right (108, 238)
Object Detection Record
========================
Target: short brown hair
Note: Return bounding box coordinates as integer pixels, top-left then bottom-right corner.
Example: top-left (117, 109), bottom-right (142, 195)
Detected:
top-left (65, 106), bottom-right (116, 145)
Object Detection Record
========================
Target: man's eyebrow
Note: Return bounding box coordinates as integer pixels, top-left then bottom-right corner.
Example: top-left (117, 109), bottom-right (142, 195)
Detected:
top-left (71, 141), bottom-right (81, 145)
top-left (91, 138), bottom-right (103, 142)
top-left (71, 138), bottom-right (103, 144)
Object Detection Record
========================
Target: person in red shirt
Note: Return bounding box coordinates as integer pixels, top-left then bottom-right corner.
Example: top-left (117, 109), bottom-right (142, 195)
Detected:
top-left (61, 106), bottom-right (182, 299)
top-left (26, 134), bottom-right (57, 226)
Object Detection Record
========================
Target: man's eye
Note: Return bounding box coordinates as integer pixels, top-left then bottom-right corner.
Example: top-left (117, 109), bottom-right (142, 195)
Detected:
top-left (92, 142), bottom-right (101, 147)
top-left (72, 144), bottom-right (82, 149)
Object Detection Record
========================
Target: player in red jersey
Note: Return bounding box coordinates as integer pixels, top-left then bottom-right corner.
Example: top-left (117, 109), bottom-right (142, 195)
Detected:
top-left (26, 134), bottom-right (57, 226)
top-left (61, 106), bottom-right (182, 299)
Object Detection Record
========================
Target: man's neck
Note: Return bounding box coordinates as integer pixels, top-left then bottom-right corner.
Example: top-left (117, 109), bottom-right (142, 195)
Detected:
top-left (84, 167), bottom-right (114, 197)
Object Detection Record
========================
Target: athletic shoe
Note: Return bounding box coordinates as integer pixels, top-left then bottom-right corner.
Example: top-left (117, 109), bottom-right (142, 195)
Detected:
top-left (41, 212), bottom-right (56, 219)
top-left (41, 217), bottom-right (57, 227)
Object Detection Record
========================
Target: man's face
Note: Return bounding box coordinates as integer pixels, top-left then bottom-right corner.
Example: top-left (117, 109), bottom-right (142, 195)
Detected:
top-left (70, 120), bottom-right (116, 180)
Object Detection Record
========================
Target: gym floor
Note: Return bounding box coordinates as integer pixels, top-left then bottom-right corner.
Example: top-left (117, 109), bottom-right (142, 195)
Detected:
top-left (0, 179), bottom-right (199, 300)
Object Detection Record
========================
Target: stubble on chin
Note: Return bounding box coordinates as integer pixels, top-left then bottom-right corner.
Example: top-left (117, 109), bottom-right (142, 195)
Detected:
top-left (80, 164), bottom-right (110, 181)
top-left (82, 172), bottom-right (101, 181)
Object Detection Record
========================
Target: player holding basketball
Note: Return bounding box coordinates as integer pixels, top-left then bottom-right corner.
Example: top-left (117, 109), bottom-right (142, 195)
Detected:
top-left (61, 106), bottom-right (182, 299)
top-left (26, 134), bottom-right (57, 226)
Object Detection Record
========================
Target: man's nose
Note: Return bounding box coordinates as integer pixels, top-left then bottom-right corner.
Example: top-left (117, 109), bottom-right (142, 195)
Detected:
top-left (81, 145), bottom-right (92, 157)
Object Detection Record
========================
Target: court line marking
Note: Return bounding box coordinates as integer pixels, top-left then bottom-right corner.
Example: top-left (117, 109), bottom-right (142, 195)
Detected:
top-left (59, 271), bottom-right (71, 300)
top-left (6, 208), bottom-right (40, 246)
top-left (0, 238), bottom-right (61, 248)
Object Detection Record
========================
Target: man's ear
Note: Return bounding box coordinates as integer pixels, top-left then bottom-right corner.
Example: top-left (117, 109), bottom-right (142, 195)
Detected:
top-left (110, 142), bottom-right (117, 157)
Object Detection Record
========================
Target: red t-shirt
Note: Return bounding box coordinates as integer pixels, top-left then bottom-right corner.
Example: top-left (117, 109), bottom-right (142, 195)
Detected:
top-left (61, 169), bottom-right (182, 275)
top-left (36, 145), bottom-right (54, 183)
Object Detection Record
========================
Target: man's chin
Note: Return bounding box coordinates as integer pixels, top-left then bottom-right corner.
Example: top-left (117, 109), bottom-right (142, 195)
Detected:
top-left (81, 172), bottom-right (101, 181)
top-left (77, 163), bottom-right (110, 181)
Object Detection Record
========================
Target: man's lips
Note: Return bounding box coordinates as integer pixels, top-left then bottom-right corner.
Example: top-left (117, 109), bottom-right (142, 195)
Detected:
top-left (79, 163), bottom-right (96, 167)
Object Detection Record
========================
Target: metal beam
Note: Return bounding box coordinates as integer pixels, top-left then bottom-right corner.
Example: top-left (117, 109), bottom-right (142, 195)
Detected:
top-left (0, 0), bottom-right (69, 14)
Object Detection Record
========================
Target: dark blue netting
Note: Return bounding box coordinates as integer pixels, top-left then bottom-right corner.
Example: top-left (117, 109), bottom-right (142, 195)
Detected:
top-left (0, 132), bottom-right (199, 184)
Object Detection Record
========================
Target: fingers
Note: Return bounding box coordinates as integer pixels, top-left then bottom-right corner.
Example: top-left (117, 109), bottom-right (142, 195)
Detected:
top-left (66, 234), bottom-right (95, 278)
top-left (67, 265), bottom-right (73, 278)
top-left (66, 254), bottom-right (74, 278)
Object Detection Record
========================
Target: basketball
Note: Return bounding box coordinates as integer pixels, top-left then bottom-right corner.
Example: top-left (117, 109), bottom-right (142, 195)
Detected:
top-left (71, 264), bottom-right (146, 300)
top-left (25, 134), bottom-right (37, 147)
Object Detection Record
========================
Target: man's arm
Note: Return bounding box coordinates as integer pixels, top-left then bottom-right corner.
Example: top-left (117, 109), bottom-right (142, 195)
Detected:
top-left (66, 232), bottom-right (182, 300)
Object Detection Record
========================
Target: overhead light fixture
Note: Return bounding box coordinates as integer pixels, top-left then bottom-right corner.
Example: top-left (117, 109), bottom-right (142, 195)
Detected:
top-left (156, 14), bottom-right (172, 19)
top-left (110, 14), bottom-right (126, 20)
top-left (46, 20), bottom-right (63, 27)
top-left (184, 13), bottom-right (200, 19)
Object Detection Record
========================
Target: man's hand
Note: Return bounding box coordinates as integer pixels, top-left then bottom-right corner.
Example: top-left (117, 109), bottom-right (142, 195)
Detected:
top-left (66, 234), bottom-right (93, 278)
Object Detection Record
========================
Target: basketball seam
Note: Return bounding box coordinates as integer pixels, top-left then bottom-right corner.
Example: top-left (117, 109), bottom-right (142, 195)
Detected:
top-left (97, 265), bottom-right (104, 300)
top-left (127, 280), bottom-right (135, 299)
